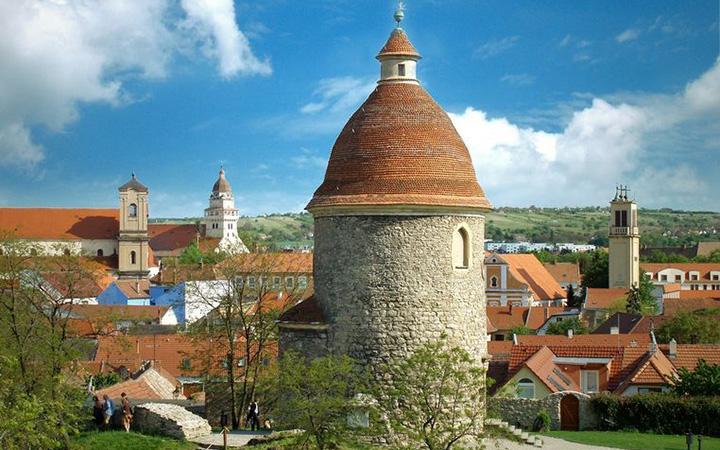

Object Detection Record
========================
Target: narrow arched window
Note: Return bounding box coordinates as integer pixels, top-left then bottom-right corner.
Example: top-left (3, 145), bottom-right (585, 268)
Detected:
top-left (518, 378), bottom-right (535, 398)
top-left (97, 249), bottom-right (104, 257)
top-left (129, 203), bottom-right (138, 218)
top-left (452, 226), bottom-right (470, 269)
top-left (491, 276), bottom-right (498, 288)
top-left (130, 251), bottom-right (136, 264)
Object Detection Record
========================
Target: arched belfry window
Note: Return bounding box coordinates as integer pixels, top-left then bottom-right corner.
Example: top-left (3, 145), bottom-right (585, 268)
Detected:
top-left (452, 225), bottom-right (471, 269)
top-left (491, 276), bottom-right (498, 288)
top-left (130, 251), bottom-right (136, 265)
top-left (97, 249), bottom-right (104, 257)
top-left (129, 203), bottom-right (138, 218)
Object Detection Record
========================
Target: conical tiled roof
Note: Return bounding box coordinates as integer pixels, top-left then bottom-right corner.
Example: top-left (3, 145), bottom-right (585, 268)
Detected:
top-left (307, 28), bottom-right (490, 212)
top-left (212, 168), bottom-right (232, 194)
top-left (377, 28), bottom-right (420, 59)
top-left (119, 174), bottom-right (148, 192)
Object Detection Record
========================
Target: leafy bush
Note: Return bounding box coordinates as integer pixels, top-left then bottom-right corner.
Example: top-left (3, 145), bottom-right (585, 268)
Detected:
top-left (672, 359), bottom-right (720, 396)
top-left (591, 392), bottom-right (720, 436)
top-left (533, 409), bottom-right (551, 432)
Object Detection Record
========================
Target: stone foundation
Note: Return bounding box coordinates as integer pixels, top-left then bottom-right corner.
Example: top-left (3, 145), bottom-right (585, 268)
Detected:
top-left (133, 403), bottom-right (211, 440)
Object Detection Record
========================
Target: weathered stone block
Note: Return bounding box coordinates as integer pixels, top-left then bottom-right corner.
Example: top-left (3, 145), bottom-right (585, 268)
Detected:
top-left (133, 403), bottom-right (211, 440)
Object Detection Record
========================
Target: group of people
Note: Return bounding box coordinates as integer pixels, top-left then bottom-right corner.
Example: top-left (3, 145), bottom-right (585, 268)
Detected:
top-left (92, 392), bottom-right (133, 432)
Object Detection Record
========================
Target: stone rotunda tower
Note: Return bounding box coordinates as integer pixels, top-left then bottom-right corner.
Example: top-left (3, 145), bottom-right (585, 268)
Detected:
top-left (279, 11), bottom-right (491, 370)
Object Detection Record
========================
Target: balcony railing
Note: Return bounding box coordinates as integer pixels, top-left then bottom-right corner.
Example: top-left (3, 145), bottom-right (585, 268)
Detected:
top-left (609, 226), bottom-right (639, 236)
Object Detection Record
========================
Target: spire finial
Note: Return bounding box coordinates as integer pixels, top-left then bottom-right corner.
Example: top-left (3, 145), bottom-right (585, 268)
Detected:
top-left (394, 1), bottom-right (405, 27)
top-left (131, 171), bottom-right (136, 179)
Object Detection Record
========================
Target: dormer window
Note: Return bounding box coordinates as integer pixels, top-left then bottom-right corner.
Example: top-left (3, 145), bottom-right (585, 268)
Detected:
top-left (129, 203), bottom-right (138, 218)
top-left (398, 63), bottom-right (406, 76)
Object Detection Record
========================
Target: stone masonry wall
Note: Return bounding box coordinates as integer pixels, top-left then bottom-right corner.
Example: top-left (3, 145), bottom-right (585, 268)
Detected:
top-left (278, 327), bottom-right (329, 360)
top-left (133, 403), bottom-right (211, 440)
top-left (314, 214), bottom-right (487, 369)
top-left (489, 392), bottom-right (597, 431)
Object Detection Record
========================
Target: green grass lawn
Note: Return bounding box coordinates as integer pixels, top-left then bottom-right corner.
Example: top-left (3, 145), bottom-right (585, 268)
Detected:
top-left (543, 431), bottom-right (720, 450)
top-left (71, 431), bottom-right (196, 450)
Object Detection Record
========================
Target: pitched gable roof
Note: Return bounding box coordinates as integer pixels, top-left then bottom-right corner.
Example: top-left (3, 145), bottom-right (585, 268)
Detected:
top-left (0, 208), bottom-right (119, 240)
top-left (543, 262), bottom-right (582, 286)
top-left (585, 288), bottom-right (628, 309)
top-left (501, 254), bottom-right (566, 300)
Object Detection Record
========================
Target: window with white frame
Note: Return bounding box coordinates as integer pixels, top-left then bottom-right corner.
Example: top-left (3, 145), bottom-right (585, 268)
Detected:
top-left (581, 370), bottom-right (599, 393)
top-left (517, 378), bottom-right (535, 398)
top-left (237, 357), bottom-right (246, 367)
top-left (273, 276), bottom-right (281, 289)
top-left (298, 276), bottom-right (308, 289)
top-left (285, 276), bottom-right (294, 288)
top-left (247, 276), bottom-right (256, 288)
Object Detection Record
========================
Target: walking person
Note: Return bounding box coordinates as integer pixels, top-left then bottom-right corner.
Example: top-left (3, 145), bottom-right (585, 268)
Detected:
top-left (120, 392), bottom-right (133, 433)
top-left (92, 395), bottom-right (104, 430)
top-left (102, 394), bottom-right (115, 430)
top-left (246, 400), bottom-right (259, 431)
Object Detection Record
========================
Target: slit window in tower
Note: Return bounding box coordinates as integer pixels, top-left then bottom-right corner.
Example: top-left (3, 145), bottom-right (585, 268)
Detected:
top-left (398, 63), bottom-right (405, 76)
top-left (131, 251), bottom-right (136, 265)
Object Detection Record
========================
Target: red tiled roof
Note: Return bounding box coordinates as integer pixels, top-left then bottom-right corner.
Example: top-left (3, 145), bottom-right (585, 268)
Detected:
top-left (278, 295), bottom-right (325, 324)
top-left (221, 252), bottom-right (313, 274)
top-left (486, 305), bottom-right (569, 331)
top-left (0, 208), bottom-right (119, 240)
top-left (501, 254), bottom-right (566, 300)
top-left (585, 288), bottom-right (628, 309)
top-left (148, 224), bottom-right (200, 254)
top-left (115, 279), bottom-right (151, 299)
top-left (94, 334), bottom-right (202, 378)
top-left (41, 272), bottom-right (105, 298)
top-left (677, 290), bottom-right (720, 300)
top-left (68, 305), bottom-right (169, 322)
top-left (663, 297), bottom-right (720, 316)
top-left (523, 346), bottom-right (579, 393)
top-left (516, 334), bottom-right (652, 347)
top-left (377, 28), bottom-right (420, 58)
top-left (543, 262), bottom-right (582, 286)
top-left (642, 263), bottom-right (720, 282)
top-left (662, 344), bottom-right (720, 370)
top-left (487, 341), bottom-right (513, 361)
top-left (306, 81), bottom-right (490, 211)
top-left (96, 366), bottom-right (181, 401)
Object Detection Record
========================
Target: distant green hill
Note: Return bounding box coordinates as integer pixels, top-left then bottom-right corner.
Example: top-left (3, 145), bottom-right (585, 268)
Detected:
top-left (151, 207), bottom-right (720, 250)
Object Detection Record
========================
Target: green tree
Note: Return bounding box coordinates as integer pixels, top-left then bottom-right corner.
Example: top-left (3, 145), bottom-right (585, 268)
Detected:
top-left (566, 285), bottom-right (576, 307)
top-left (545, 317), bottom-right (589, 335)
top-left (511, 325), bottom-right (533, 336)
top-left (581, 251), bottom-right (609, 288)
top-left (0, 237), bottom-right (93, 449)
top-left (371, 338), bottom-right (488, 450)
top-left (672, 359), bottom-right (720, 396)
top-left (275, 352), bottom-right (365, 450)
top-left (656, 309), bottom-right (720, 344)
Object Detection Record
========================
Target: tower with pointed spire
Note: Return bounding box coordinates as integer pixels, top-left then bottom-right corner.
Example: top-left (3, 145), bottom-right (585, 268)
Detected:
top-left (118, 173), bottom-right (150, 278)
top-left (280, 7), bottom-right (490, 387)
top-left (203, 168), bottom-right (248, 254)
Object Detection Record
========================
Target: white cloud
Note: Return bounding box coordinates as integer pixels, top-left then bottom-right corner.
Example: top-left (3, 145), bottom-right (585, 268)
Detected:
top-left (291, 148), bottom-right (327, 169)
top-left (300, 77), bottom-right (376, 115)
top-left (180, 0), bottom-right (271, 78)
top-left (616, 28), bottom-right (641, 43)
top-left (500, 73), bottom-right (536, 86)
top-left (450, 60), bottom-right (720, 209)
top-left (0, 0), bottom-right (269, 170)
top-left (473, 36), bottom-right (519, 59)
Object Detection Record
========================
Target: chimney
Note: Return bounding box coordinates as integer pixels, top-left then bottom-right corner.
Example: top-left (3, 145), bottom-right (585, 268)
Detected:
top-left (567, 329), bottom-right (573, 339)
top-left (669, 338), bottom-right (677, 359)
top-left (649, 330), bottom-right (658, 353)
top-left (512, 334), bottom-right (518, 345)
top-left (544, 307), bottom-right (549, 320)
top-left (136, 339), bottom-right (140, 354)
top-left (610, 326), bottom-right (619, 335)
top-left (135, 278), bottom-right (140, 293)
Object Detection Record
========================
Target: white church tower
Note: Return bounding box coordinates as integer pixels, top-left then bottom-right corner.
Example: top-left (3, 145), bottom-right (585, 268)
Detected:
top-left (204, 168), bottom-right (248, 254)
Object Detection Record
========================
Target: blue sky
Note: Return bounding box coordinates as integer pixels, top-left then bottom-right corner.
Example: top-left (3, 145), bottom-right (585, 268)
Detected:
top-left (0, 0), bottom-right (718, 216)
